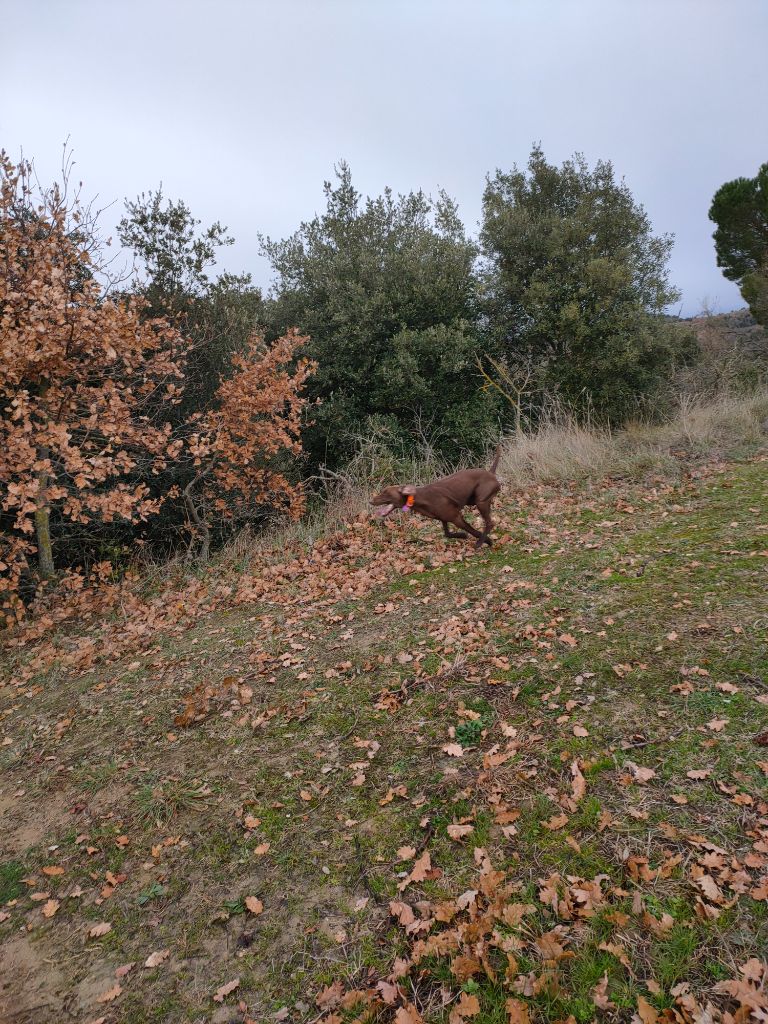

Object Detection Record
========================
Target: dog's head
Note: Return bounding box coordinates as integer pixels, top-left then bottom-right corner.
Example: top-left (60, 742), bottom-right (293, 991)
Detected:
top-left (370, 484), bottom-right (416, 518)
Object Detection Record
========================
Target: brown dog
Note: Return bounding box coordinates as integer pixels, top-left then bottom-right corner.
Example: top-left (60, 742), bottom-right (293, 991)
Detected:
top-left (371, 446), bottom-right (502, 549)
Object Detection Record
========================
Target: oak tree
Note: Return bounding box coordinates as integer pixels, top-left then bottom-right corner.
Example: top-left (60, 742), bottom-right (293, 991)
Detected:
top-left (0, 155), bottom-right (185, 607)
top-left (181, 329), bottom-right (314, 562)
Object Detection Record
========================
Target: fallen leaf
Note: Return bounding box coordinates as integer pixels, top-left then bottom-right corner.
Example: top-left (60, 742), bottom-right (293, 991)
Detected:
top-left (379, 785), bottom-right (407, 805)
top-left (377, 979), bottom-right (400, 1004)
top-left (505, 997), bottom-right (531, 1024)
top-left (389, 900), bottom-right (416, 926)
top-left (442, 743), bottom-right (464, 757)
top-left (740, 958), bottom-right (765, 983)
top-left (693, 873), bottom-right (723, 903)
top-left (450, 992), bottom-right (481, 1021)
top-left (636, 994), bottom-right (659, 1024)
top-left (41, 898), bottom-right (60, 918)
top-left (605, 911), bottom-right (631, 927)
top-left (592, 972), bottom-right (615, 1009)
top-left (573, 725), bottom-right (589, 737)
top-left (316, 980), bottom-right (344, 1009)
top-left (707, 718), bottom-right (728, 732)
top-left (599, 941), bottom-right (632, 972)
top-left (713, 977), bottom-right (767, 1006)
top-left (627, 762), bottom-right (656, 783)
top-left (88, 922), bottom-right (112, 938)
top-left (570, 761), bottom-right (586, 802)
top-left (536, 929), bottom-right (568, 960)
top-left (95, 984), bottom-right (122, 1004)
top-left (451, 953), bottom-right (482, 981)
top-left (213, 978), bottom-right (240, 1002)
top-left (447, 824), bottom-right (475, 840)
top-left (409, 850), bottom-right (431, 881)
top-left (396, 846), bottom-right (417, 860)
top-left (42, 865), bottom-right (65, 877)
top-left (399, 850), bottom-right (432, 891)
top-left (245, 896), bottom-right (264, 915)
top-left (144, 949), bottom-right (170, 969)
top-left (598, 809), bottom-right (613, 831)
top-left (501, 902), bottom-right (536, 927)
top-left (395, 1004), bottom-right (424, 1024)
top-left (542, 813), bottom-right (568, 831)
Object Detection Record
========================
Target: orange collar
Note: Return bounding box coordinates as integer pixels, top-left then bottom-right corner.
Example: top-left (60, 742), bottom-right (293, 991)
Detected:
top-left (402, 495), bottom-right (415, 510)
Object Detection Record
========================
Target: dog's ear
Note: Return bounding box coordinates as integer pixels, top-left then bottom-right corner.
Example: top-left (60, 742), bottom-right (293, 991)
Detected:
top-left (401, 485), bottom-right (417, 495)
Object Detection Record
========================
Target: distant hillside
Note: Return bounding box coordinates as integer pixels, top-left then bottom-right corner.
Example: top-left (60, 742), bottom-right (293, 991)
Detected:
top-left (686, 307), bottom-right (768, 360)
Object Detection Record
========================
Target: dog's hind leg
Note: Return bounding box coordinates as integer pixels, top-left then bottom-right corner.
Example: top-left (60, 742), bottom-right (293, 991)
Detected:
top-left (442, 521), bottom-right (468, 540)
top-left (449, 512), bottom-right (488, 548)
top-left (475, 498), bottom-right (494, 548)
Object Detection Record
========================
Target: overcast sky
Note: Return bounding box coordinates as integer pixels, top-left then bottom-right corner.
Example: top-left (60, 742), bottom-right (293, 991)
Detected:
top-left (3, 0), bottom-right (767, 315)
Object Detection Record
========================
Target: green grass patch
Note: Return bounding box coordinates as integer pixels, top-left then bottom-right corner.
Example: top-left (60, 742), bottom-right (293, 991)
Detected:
top-left (0, 860), bottom-right (26, 904)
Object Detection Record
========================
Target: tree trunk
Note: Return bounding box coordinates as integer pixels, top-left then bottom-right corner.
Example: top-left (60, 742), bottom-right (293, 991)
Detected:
top-left (182, 466), bottom-right (213, 564)
top-left (34, 456), bottom-right (55, 580)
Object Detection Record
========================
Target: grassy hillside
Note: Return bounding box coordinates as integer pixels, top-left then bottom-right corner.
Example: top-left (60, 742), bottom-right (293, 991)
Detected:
top-left (1, 401), bottom-right (767, 1024)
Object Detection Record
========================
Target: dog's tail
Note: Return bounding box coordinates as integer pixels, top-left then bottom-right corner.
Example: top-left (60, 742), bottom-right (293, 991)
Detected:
top-left (489, 442), bottom-right (502, 475)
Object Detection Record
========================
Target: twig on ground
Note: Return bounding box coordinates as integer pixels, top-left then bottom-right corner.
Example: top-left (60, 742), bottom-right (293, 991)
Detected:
top-left (620, 726), bottom-right (686, 750)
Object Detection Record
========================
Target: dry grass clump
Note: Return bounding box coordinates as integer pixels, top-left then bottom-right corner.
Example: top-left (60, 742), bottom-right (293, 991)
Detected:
top-left (657, 388), bottom-right (768, 448)
top-left (498, 388), bottom-right (768, 488)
